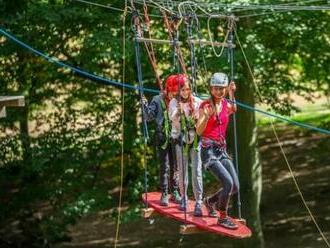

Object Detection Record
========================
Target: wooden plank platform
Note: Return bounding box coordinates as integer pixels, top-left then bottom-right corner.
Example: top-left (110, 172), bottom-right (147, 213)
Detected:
top-left (188, 39), bottom-right (236, 48)
top-left (136, 37), bottom-right (182, 46)
top-left (142, 192), bottom-right (252, 239)
top-left (0, 96), bottom-right (25, 118)
top-left (0, 96), bottom-right (25, 107)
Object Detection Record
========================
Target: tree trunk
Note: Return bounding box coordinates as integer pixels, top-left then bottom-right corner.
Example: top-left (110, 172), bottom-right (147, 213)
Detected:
top-left (19, 99), bottom-right (31, 168)
top-left (232, 63), bottom-right (264, 248)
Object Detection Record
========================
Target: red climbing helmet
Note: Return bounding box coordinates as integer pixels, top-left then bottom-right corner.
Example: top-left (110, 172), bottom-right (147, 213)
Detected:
top-left (174, 74), bottom-right (188, 89)
top-left (165, 75), bottom-right (178, 92)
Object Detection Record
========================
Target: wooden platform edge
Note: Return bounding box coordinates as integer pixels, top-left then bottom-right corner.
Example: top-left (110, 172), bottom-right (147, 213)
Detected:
top-left (180, 224), bottom-right (205, 235)
top-left (141, 208), bottom-right (157, 219)
top-left (235, 218), bottom-right (247, 225)
top-left (0, 96), bottom-right (25, 108)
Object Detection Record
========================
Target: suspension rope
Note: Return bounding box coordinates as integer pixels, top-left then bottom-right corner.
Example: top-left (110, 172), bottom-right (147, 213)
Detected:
top-left (194, 13), bottom-right (209, 80)
top-left (184, 13), bottom-right (198, 94)
top-left (234, 27), bottom-right (330, 248)
top-left (162, 12), bottom-right (187, 74)
top-left (114, 2), bottom-right (128, 247)
top-left (131, 1), bottom-right (150, 209)
top-left (137, 0), bottom-right (330, 18)
top-left (141, 0), bottom-right (163, 90)
top-left (71, 0), bottom-right (130, 12)
top-left (271, 123), bottom-right (330, 248)
top-left (227, 17), bottom-right (242, 220)
top-left (72, 0), bottom-right (330, 21)
top-left (207, 15), bottom-right (229, 57)
top-left (1, 28), bottom-right (329, 135)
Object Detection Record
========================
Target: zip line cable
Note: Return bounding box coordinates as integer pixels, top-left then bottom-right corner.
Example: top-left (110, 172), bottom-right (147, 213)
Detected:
top-left (71, 0), bottom-right (330, 19)
top-left (136, 0), bottom-right (330, 20)
top-left (71, 0), bottom-right (128, 12)
top-left (143, 0), bottom-right (330, 11)
top-left (234, 27), bottom-right (330, 248)
top-left (1, 28), bottom-right (329, 136)
top-left (114, 2), bottom-right (128, 248)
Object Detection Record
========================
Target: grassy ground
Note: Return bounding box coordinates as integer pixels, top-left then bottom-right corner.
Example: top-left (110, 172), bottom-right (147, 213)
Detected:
top-left (55, 102), bottom-right (330, 247)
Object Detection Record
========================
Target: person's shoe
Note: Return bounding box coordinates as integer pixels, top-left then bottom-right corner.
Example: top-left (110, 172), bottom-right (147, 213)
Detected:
top-left (193, 202), bottom-right (203, 217)
top-left (203, 197), bottom-right (217, 217)
top-left (160, 192), bottom-right (169, 206)
top-left (171, 189), bottom-right (181, 204)
top-left (217, 217), bottom-right (238, 230)
top-left (179, 199), bottom-right (187, 211)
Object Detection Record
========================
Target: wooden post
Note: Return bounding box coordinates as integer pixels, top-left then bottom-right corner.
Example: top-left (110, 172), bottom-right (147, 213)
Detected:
top-left (0, 107), bottom-right (6, 118)
top-left (0, 96), bottom-right (25, 118)
top-left (188, 39), bottom-right (236, 48)
top-left (136, 37), bottom-right (183, 46)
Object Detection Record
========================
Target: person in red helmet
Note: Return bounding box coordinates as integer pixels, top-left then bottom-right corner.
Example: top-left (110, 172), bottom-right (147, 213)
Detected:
top-left (168, 74), bottom-right (204, 217)
top-left (142, 75), bottom-right (181, 206)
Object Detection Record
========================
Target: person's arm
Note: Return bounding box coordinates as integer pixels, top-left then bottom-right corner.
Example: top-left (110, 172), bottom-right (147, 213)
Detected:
top-left (169, 99), bottom-right (180, 121)
top-left (196, 104), bottom-right (213, 136)
top-left (142, 95), bottom-right (158, 122)
top-left (227, 81), bottom-right (237, 114)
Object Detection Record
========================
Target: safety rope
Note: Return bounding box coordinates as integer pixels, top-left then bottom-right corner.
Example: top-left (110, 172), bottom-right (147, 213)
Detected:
top-left (1, 28), bottom-right (329, 135)
top-left (162, 12), bottom-right (187, 74)
top-left (179, 103), bottom-right (188, 225)
top-left (194, 12), bottom-right (209, 82)
top-left (114, 2), bottom-right (128, 248)
top-left (141, 0), bottom-right (163, 90)
top-left (140, 2), bottom-right (178, 152)
top-left (227, 17), bottom-right (242, 219)
top-left (2, 19), bottom-right (330, 242)
top-left (207, 15), bottom-right (229, 58)
top-left (185, 14), bottom-right (198, 94)
top-left (234, 27), bottom-right (330, 248)
top-left (131, 1), bottom-right (150, 209)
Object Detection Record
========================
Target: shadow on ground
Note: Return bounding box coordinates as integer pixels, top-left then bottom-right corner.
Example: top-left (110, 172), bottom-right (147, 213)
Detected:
top-left (55, 125), bottom-right (330, 248)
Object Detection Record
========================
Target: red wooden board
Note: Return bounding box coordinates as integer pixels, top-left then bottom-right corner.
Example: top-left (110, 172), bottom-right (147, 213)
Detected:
top-left (142, 192), bottom-right (252, 239)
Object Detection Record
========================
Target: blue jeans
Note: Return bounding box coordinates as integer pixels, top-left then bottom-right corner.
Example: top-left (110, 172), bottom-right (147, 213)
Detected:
top-left (201, 145), bottom-right (239, 211)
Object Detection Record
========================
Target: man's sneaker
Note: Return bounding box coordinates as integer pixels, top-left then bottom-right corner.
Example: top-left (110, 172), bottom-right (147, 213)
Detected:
top-left (160, 192), bottom-right (169, 206)
top-left (203, 197), bottom-right (217, 218)
top-left (179, 199), bottom-right (187, 211)
top-left (193, 203), bottom-right (203, 217)
top-left (171, 190), bottom-right (181, 204)
top-left (217, 217), bottom-right (238, 230)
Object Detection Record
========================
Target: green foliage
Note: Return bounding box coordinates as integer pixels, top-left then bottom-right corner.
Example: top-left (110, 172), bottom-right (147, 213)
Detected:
top-left (0, 0), bottom-right (329, 246)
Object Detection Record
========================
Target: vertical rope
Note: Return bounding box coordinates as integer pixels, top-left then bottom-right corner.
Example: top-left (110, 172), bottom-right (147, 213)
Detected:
top-left (271, 123), bottom-right (330, 248)
top-left (228, 18), bottom-right (242, 219)
top-left (186, 15), bottom-right (198, 94)
top-left (114, 2), bottom-right (127, 247)
top-left (235, 29), bottom-right (330, 248)
top-left (131, 4), bottom-right (150, 209)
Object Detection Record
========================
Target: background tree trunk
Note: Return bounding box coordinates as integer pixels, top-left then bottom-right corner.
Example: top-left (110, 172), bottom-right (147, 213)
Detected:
top-left (232, 62), bottom-right (264, 248)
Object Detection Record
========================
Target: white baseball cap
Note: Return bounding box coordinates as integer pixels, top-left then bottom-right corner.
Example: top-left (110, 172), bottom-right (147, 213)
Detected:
top-left (210, 72), bottom-right (229, 87)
